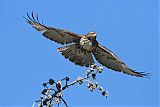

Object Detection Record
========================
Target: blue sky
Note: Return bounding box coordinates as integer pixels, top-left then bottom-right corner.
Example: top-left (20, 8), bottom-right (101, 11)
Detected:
top-left (0, 0), bottom-right (159, 107)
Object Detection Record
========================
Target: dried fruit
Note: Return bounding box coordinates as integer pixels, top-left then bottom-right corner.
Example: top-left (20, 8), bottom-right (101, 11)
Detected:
top-left (49, 79), bottom-right (55, 85)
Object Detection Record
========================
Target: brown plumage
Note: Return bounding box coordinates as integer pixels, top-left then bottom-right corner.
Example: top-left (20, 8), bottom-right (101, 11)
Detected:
top-left (24, 12), bottom-right (150, 77)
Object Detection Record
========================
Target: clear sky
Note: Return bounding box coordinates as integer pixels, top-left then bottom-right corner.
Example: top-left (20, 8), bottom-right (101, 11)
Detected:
top-left (0, 0), bottom-right (159, 107)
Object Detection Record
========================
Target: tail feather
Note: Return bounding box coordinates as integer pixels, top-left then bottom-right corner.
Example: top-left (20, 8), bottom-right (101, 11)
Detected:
top-left (57, 44), bottom-right (74, 58)
top-left (57, 44), bottom-right (94, 67)
top-left (63, 46), bottom-right (73, 58)
top-left (82, 53), bottom-right (94, 67)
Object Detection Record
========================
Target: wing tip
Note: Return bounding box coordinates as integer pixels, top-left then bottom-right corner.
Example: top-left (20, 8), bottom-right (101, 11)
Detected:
top-left (129, 69), bottom-right (151, 78)
top-left (137, 71), bottom-right (151, 78)
top-left (24, 11), bottom-right (48, 30)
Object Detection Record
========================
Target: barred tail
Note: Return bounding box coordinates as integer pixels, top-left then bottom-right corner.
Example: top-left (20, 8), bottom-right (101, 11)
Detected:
top-left (57, 44), bottom-right (94, 67)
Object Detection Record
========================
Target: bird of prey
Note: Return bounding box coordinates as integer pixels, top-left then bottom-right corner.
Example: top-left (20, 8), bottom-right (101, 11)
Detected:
top-left (24, 12), bottom-right (149, 77)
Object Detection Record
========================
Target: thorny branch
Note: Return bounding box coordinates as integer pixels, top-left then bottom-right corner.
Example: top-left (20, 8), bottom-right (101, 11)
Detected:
top-left (32, 64), bottom-right (108, 107)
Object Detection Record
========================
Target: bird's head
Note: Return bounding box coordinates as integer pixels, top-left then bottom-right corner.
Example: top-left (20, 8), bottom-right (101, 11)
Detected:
top-left (87, 31), bottom-right (97, 37)
top-left (86, 31), bottom-right (97, 40)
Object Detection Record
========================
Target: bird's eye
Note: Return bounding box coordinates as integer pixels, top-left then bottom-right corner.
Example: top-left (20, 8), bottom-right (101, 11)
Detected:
top-left (90, 32), bottom-right (96, 37)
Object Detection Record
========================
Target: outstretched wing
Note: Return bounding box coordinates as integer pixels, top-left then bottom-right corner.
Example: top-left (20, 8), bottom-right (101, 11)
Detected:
top-left (93, 44), bottom-right (149, 77)
top-left (24, 12), bottom-right (82, 45)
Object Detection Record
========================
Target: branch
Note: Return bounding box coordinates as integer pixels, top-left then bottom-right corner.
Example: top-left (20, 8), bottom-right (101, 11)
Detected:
top-left (32, 64), bottom-right (108, 107)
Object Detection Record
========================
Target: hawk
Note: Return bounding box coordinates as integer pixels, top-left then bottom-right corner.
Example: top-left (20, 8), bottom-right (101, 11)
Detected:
top-left (24, 12), bottom-right (149, 77)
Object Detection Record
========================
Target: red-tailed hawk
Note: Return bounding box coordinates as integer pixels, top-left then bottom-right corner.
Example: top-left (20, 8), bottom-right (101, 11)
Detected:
top-left (24, 12), bottom-right (149, 77)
